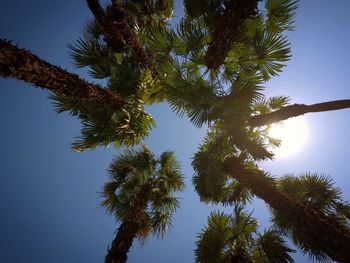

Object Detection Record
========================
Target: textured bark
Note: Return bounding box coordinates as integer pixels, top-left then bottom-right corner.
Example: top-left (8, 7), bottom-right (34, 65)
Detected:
top-left (223, 157), bottom-right (350, 262)
top-left (86, 0), bottom-right (154, 71)
top-left (248, 99), bottom-right (350, 127)
top-left (0, 39), bottom-right (124, 109)
top-left (86, 0), bottom-right (125, 52)
top-left (105, 185), bottom-right (152, 263)
top-left (205, 0), bottom-right (260, 70)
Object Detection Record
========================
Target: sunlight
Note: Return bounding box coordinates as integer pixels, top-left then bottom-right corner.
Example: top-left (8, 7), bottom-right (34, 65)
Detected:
top-left (268, 116), bottom-right (309, 158)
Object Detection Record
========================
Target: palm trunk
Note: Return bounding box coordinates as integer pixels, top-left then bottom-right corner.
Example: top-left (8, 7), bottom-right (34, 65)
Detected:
top-left (85, 0), bottom-right (125, 52)
top-left (204, 0), bottom-right (260, 70)
top-left (86, 0), bottom-right (154, 72)
top-left (105, 185), bottom-right (152, 263)
top-left (248, 100), bottom-right (350, 127)
top-left (105, 221), bottom-right (139, 263)
top-left (223, 157), bottom-right (350, 262)
top-left (0, 39), bottom-right (124, 110)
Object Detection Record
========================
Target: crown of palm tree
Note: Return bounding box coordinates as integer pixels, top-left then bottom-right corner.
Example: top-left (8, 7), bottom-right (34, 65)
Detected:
top-left (195, 205), bottom-right (295, 263)
top-left (101, 146), bottom-right (184, 239)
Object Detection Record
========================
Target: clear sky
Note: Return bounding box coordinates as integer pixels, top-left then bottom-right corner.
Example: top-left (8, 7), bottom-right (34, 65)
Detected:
top-left (1, 1), bottom-right (350, 262)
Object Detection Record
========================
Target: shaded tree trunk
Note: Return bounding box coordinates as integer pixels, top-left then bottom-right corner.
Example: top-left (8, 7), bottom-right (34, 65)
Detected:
top-left (248, 99), bottom-right (350, 127)
top-left (204, 0), bottom-right (260, 70)
top-left (86, 0), bottom-right (125, 52)
top-left (0, 39), bottom-right (124, 110)
top-left (105, 185), bottom-right (152, 263)
top-left (86, 0), bottom-right (154, 72)
top-left (223, 157), bottom-right (350, 262)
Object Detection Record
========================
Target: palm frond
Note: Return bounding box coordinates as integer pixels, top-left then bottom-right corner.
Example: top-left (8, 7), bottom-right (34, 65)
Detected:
top-left (255, 229), bottom-right (295, 263)
top-left (196, 207), bottom-right (295, 263)
top-left (101, 181), bottom-right (120, 216)
top-left (251, 30), bottom-right (291, 80)
top-left (151, 211), bottom-right (173, 238)
top-left (195, 211), bottom-right (231, 263)
top-left (265, 0), bottom-right (299, 33)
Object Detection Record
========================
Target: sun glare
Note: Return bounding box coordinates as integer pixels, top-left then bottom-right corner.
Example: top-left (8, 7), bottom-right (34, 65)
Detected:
top-left (268, 116), bottom-right (309, 158)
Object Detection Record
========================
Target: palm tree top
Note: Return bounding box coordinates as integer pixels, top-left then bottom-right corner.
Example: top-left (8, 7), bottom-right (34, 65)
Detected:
top-left (195, 205), bottom-right (295, 263)
top-left (101, 146), bottom-right (184, 239)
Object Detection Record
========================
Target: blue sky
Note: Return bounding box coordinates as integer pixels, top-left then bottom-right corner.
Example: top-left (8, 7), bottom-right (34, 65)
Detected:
top-left (1, 1), bottom-right (350, 262)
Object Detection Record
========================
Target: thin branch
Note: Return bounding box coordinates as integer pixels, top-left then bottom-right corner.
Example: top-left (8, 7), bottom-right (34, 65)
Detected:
top-left (248, 99), bottom-right (350, 127)
top-left (0, 39), bottom-right (124, 110)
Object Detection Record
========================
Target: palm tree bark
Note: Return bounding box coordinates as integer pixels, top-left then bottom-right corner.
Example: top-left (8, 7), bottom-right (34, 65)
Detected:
top-left (0, 39), bottom-right (124, 110)
top-left (248, 99), bottom-right (350, 127)
top-left (105, 185), bottom-right (152, 263)
top-left (223, 157), bottom-right (350, 262)
top-left (204, 0), bottom-right (260, 70)
top-left (86, 0), bottom-right (154, 72)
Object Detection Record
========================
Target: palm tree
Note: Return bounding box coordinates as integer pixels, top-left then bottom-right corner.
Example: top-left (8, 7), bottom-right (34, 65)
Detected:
top-left (59, 1), bottom-right (177, 150)
top-left (192, 130), bottom-right (350, 262)
top-left (270, 173), bottom-right (350, 262)
top-left (101, 146), bottom-right (184, 263)
top-left (195, 205), bottom-right (295, 263)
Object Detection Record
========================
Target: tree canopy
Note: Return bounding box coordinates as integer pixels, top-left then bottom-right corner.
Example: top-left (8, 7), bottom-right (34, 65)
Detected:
top-left (1, 0), bottom-right (350, 262)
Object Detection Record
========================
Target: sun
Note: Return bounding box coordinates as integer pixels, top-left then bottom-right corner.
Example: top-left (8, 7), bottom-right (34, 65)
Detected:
top-left (268, 116), bottom-right (309, 158)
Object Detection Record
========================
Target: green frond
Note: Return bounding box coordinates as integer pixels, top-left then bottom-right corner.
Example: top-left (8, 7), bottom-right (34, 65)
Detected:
top-left (101, 181), bottom-right (120, 216)
top-left (160, 59), bottom-right (221, 127)
top-left (136, 213), bottom-right (153, 243)
top-left (231, 205), bottom-right (258, 239)
top-left (146, 23), bottom-right (175, 56)
top-left (109, 147), bottom-right (152, 179)
top-left (298, 245), bottom-right (332, 263)
top-left (251, 95), bottom-right (290, 116)
top-left (195, 211), bottom-right (231, 263)
top-left (265, 0), bottom-right (299, 33)
top-left (192, 132), bottom-right (238, 203)
top-left (196, 207), bottom-right (294, 263)
top-left (267, 95), bottom-right (290, 109)
top-left (335, 202), bottom-right (350, 221)
top-left (174, 18), bottom-right (209, 55)
top-left (81, 18), bottom-right (102, 42)
top-left (251, 30), bottom-right (291, 80)
top-left (158, 151), bottom-right (182, 175)
top-left (151, 210), bottom-right (173, 238)
top-left (255, 229), bottom-right (295, 263)
top-left (69, 38), bottom-right (112, 79)
top-left (69, 103), bottom-right (156, 152)
top-left (277, 173), bottom-right (345, 213)
top-left (222, 181), bottom-right (253, 205)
